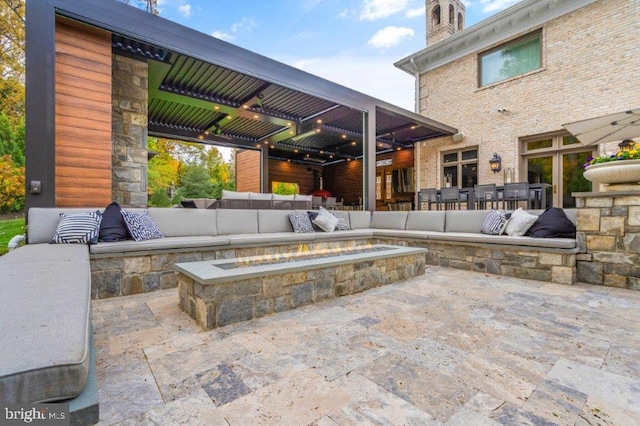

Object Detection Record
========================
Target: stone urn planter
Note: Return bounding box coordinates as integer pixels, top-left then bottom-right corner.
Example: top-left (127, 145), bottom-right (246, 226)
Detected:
top-left (583, 159), bottom-right (640, 191)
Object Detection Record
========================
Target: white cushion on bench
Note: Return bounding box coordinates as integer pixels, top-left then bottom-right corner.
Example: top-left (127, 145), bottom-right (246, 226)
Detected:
top-left (89, 236), bottom-right (229, 255)
top-left (148, 208), bottom-right (217, 237)
top-left (349, 211), bottom-right (371, 229)
top-left (0, 244), bottom-right (90, 404)
top-left (216, 209), bottom-right (259, 235)
top-left (445, 210), bottom-right (490, 233)
top-left (370, 212), bottom-right (408, 230)
top-left (427, 232), bottom-right (576, 249)
top-left (258, 210), bottom-right (293, 233)
top-left (405, 211), bottom-right (446, 232)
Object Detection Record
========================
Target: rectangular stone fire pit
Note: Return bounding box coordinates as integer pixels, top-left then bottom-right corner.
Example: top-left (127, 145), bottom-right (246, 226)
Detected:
top-left (175, 244), bottom-right (426, 329)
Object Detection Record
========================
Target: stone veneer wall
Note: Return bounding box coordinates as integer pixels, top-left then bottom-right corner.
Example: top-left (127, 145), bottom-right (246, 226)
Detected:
top-left (574, 191), bottom-right (640, 290)
top-left (90, 236), bottom-right (577, 300)
top-left (377, 238), bottom-right (576, 285)
top-left (90, 239), bottom-right (371, 299)
top-left (112, 54), bottom-right (148, 207)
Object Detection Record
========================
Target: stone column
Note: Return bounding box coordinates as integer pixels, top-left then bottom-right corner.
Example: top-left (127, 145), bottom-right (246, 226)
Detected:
top-left (112, 54), bottom-right (148, 207)
top-left (574, 191), bottom-right (640, 290)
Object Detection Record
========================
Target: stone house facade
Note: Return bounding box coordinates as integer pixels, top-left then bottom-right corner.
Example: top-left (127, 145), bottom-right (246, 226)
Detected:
top-left (396, 0), bottom-right (640, 208)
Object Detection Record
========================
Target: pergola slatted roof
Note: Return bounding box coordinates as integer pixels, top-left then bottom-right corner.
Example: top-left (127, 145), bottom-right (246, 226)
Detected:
top-left (111, 26), bottom-right (456, 166)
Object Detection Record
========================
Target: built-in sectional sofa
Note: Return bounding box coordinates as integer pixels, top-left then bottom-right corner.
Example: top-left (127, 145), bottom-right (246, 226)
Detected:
top-left (0, 206), bottom-right (578, 422)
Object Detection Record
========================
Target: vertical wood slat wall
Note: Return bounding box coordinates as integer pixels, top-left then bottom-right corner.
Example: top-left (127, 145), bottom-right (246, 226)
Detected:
top-left (55, 20), bottom-right (112, 207)
top-left (235, 150), bottom-right (261, 192)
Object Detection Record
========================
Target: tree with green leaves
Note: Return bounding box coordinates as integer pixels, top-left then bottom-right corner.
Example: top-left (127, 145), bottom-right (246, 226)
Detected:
top-left (0, 0), bottom-right (25, 127)
top-left (176, 165), bottom-right (216, 199)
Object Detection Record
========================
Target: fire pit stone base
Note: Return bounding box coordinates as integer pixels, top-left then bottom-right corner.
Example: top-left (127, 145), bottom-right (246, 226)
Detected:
top-left (176, 244), bottom-right (426, 330)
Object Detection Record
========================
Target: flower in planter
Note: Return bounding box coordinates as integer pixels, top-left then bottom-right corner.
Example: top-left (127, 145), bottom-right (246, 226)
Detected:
top-left (583, 140), bottom-right (639, 169)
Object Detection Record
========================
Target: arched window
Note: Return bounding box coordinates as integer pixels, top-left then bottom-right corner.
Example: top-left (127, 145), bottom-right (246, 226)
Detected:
top-left (449, 4), bottom-right (455, 25)
top-left (432, 5), bottom-right (441, 26)
top-left (458, 12), bottom-right (464, 31)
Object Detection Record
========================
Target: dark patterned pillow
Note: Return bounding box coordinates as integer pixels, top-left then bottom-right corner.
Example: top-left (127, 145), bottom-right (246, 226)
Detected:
top-left (121, 210), bottom-right (164, 242)
top-left (51, 211), bottom-right (102, 244)
top-left (288, 211), bottom-right (314, 233)
top-left (481, 210), bottom-right (508, 235)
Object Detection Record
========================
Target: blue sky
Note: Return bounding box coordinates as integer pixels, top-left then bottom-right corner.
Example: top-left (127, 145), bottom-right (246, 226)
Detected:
top-left (131, 0), bottom-right (522, 111)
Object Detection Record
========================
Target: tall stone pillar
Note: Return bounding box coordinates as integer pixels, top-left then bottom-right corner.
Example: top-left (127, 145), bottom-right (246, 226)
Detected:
top-left (112, 54), bottom-right (148, 207)
top-left (575, 191), bottom-right (640, 290)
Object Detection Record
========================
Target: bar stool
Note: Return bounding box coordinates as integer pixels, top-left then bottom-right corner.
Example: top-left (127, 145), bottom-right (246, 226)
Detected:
top-left (474, 184), bottom-right (498, 210)
top-left (503, 182), bottom-right (531, 210)
top-left (419, 188), bottom-right (440, 210)
top-left (440, 187), bottom-right (461, 210)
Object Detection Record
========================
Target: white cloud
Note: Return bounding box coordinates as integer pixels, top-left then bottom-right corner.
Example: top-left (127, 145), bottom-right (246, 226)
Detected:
top-left (368, 26), bottom-right (414, 49)
top-left (480, 0), bottom-right (520, 14)
top-left (178, 4), bottom-right (191, 17)
top-left (211, 30), bottom-right (234, 41)
top-left (405, 6), bottom-right (425, 18)
top-left (339, 8), bottom-right (349, 18)
top-left (231, 17), bottom-right (257, 33)
top-left (360, 0), bottom-right (409, 21)
top-left (283, 54), bottom-right (416, 111)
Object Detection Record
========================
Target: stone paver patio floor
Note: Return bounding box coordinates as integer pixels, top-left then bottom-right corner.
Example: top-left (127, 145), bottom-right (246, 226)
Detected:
top-left (92, 266), bottom-right (640, 425)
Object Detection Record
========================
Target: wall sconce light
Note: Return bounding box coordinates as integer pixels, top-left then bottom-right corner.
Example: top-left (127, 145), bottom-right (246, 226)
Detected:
top-left (489, 153), bottom-right (502, 173)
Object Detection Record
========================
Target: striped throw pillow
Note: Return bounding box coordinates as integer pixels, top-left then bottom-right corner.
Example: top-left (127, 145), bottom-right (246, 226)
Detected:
top-left (480, 210), bottom-right (508, 235)
top-left (51, 211), bottom-right (103, 244)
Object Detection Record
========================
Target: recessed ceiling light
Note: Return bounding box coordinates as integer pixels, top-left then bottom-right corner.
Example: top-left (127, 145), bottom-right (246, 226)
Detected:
top-left (198, 135), bottom-right (203, 140)
top-left (214, 106), bottom-right (220, 110)
top-left (342, 135), bottom-right (347, 139)
top-left (294, 149), bottom-right (298, 153)
top-left (317, 119), bottom-right (322, 123)
top-left (351, 141), bottom-right (356, 146)
top-left (227, 115), bottom-right (232, 119)
top-left (243, 105), bottom-right (249, 109)
top-left (254, 115), bottom-right (259, 119)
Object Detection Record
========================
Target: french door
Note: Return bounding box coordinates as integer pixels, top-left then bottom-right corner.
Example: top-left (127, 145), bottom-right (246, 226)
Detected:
top-left (523, 135), bottom-right (595, 208)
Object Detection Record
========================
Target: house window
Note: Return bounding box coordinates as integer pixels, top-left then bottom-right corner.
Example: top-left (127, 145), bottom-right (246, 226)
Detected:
top-left (432, 5), bottom-right (441, 26)
top-left (449, 4), bottom-right (454, 25)
top-left (442, 147), bottom-right (478, 188)
top-left (479, 30), bottom-right (542, 87)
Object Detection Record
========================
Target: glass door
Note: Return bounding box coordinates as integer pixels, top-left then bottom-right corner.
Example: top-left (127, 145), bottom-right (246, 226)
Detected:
top-left (562, 151), bottom-right (592, 208)
top-left (523, 135), bottom-right (594, 208)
